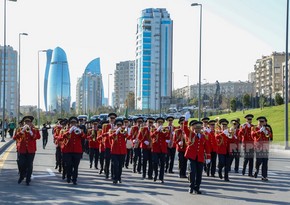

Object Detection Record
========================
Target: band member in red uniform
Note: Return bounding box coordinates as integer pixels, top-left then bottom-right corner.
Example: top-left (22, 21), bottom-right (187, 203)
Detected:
top-left (239, 114), bottom-right (255, 177)
top-left (165, 116), bottom-right (177, 174)
top-left (98, 121), bottom-right (108, 175)
top-left (229, 119), bottom-right (241, 173)
top-left (183, 111), bottom-right (211, 194)
top-left (124, 118), bottom-right (133, 169)
top-left (13, 116), bottom-right (41, 185)
top-left (138, 117), bottom-right (155, 179)
top-left (206, 120), bottom-right (218, 177)
top-left (87, 119), bottom-right (101, 169)
top-left (216, 118), bottom-right (231, 182)
top-left (252, 116), bottom-right (272, 181)
top-left (102, 113), bottom-right (117, 179)
top-left (173, 116), bottom-right (188, 178)
top-left (151, 117), bottom-right (170, 183)
top-left (131, 117), bottom-right (143, 174)
top-left (109, 119), bottom-right (128, 184)
top-left (54, 119), bottom-right (67, 174)
top-left (61, 117), bottom-right (86, 185)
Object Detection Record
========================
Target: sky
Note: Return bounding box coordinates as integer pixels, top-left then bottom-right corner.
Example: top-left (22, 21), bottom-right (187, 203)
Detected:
top-left (1, 0), bottom-right (287, 109)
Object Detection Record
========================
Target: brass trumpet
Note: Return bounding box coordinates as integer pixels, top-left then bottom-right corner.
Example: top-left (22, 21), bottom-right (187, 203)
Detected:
top-left (120, 126), bottom-right (127, 134)
top-left (161, 127), bottom-right (169, 133)
top-left (25, 125), bottom-right (31, 133)
top-left (74, 127), bottom-right (82, 135)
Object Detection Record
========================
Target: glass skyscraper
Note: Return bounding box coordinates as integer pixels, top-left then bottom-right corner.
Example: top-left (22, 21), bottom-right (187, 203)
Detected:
top-left (46, 47), bottom-right (71, 113)
top-left (44, 49), bottom-right (53, 111)
top-left (135, 8), bottom-right (173, 111)
top-left (76, 58), bottom-right (103, 114)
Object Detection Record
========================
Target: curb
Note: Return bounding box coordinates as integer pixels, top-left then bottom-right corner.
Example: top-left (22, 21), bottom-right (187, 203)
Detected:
top-left (0, 139), bottom-right (15, 155)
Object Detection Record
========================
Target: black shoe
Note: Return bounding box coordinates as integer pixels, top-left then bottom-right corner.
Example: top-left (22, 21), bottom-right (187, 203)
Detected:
top-left (95, 167), bottom-right (99, 170)
top-left (242, 169), bottom-right (245, 175)
top-left (160, 180), bottom-right (164, 184)
top-left (169, 171), bottom-right (174, 174)
top-left (154, 177), bottom-right (157, 182)
top-left (148, 176), bottom-right (153, 180)
top-left (62, 175), bottom-right (66, 180)
top-left (26, 181), bottom-right (30, 186)
top-left (18, 177), bottom-right (24, 184)
top-left (113, 180), bottom-right (117, 184)
top-left (137, 171), bottom-right (141, 174)
top-left (165, 169), bottom-right (168, 173)
top-left (118, 180), bottom-right (122, 183)
top-left (248, 174), bottom-right (254, 177)
top-left (254, 172), bottom-right (258, 178)
top-left (99, 169), bottom-right (103, 174)
top-left (55, 165), bottom-right (58, 169)
top-left (195, 190), bottom-right (202, 194)
top-left (211, 174), bottom-right (215, 177)
top-left (73, 181), bottom-right (77, 185)
top-left (262, 177), bottom-right (268, 181)
top-left (218, 172), bottom-right (223, 179)
top-left (225, 178), bottom-right (230, 182)
top-left (90, 164), bottom-right (92, 168)
top-left (189, 188), bottom-right (194, 194)
top-left (125, 166), bottom-right (129, 169)
top-left (67, 178), bottom-right (71, 183)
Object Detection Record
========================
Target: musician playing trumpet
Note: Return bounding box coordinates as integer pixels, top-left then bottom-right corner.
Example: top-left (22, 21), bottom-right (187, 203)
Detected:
top-left (165, 116), bottom-right (177, 174)
top-left (13, 116), bottom-right (41, 186)
top-left (252, 116), bottom-right (272, 181)
top-left (138, 117), bottom-right (155, 180)
top-left (183, 111), bottom-right (211, 195)
top-left (109, 119), bottom-right (129, 184)
top-left (131, 117), bottom-right (143, 174)
top-left (205, 120), bottom-right (218, 177)
top-left (60, 116), bottom-right (85, 185)
top-left (173, 116), bottom-right (188, 178)
top-left (87, 119), bottom-right (101, 169)
top-left (150, 117), bottom-right (170, 183)
top-left (216, 118), bottom-right (231, 182)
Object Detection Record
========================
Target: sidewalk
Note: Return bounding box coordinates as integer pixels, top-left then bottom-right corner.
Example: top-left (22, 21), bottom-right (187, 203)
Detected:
top-left (0, 137), bottom-right (14, 155)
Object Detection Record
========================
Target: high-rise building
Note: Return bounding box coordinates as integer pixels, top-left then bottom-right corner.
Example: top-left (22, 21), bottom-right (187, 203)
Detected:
top-left (76, 58), bottom-right (103, 114)
top-left (135, 8), bottom-right (173, 111)
top-left (47, 47), bottom-right (71, 114)
top-left (114, 61), bottom-right (135, 108)
top-left (0, 45), bottom-right (17, 118)
top-left (44, 49), bottom-right (53, 111)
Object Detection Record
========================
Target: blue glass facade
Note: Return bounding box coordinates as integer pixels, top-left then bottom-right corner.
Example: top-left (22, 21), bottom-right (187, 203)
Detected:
top-left (47, 47), bottom-right (71, 113)
top-left (43, 49), bottom-right (53, 111)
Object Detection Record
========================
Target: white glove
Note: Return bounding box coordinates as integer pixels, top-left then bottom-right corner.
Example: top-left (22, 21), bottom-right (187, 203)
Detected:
top-left (178, 141), bottom-right (183, 146)
top-left (242, 124), bottom-right (246, 129)
top-left (260, 127), bottom-right (265, 133)
top-left (184, 111), bottom-right (190, 121)
top-left (246, 122), bottom-right (251, 128)
top-left (165, 140), bottom-right (170, 143)
top-left (29, 130), bottom-right (33, 136)
top-left (144, 140), bottom-right (149, 145)
top-left (133, 139), bottom-right (137, 144)
top-left (116, 127), bottom-right (121, 134)
top-left (264, 130), bottom-right (269, 135)
top-left (205, 128), bottom-right (211, 133)
top-left (157, 125), bottom-right (163, 132)
top-left (206, 159), bottom-right (211, 164)
top-left (69, 126), bottom-right (76, 134)
top-left (223, 129), bottom-right (229, 136)
top-left (21, 125), bottom-right (29, 133)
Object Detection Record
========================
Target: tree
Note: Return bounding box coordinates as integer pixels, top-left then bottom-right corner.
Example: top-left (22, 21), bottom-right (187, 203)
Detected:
top-left (243, 93), bottom-right (251, 108)
top-left (230, 98), bottom-right (237, 112)
top-left (275, 93), bottom-right (284, 105)
top-left (126, 91), bottom-right (135, 111)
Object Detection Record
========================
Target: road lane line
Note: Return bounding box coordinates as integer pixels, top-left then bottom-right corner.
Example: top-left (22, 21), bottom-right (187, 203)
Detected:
top-left (32, 168), bottom-right (56, 179)
top-left (0, 143), bottom-right (16, 172)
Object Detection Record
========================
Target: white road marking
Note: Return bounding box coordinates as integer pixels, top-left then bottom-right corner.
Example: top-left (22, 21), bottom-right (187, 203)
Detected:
top-left (32, 168), bottom-right (56, 179)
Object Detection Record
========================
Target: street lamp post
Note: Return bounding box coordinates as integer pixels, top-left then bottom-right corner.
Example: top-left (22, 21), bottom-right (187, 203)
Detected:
top-left (37, 50), bottom-right (47, 129)
top-left (108, 74), bottom-right (112, 107)
top-left (184, 75), bottom-right (190, 104)
top-left (17, 33), bottom-right (28, 125)
top-left (1, 0), bottom-right (17, 142)
top-left (285, 0), bottom-right (289, 149)
top-left (191, 3), bottom-right (202, 121)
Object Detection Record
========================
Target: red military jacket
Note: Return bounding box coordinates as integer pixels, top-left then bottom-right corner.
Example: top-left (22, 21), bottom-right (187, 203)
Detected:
top-left (183, 121), bottom-right (211, 163)
top-left (109, 130), bottom-right (128, 155)
top-left (251, 126), bottom-right (272, 151)
top-left (173, 128), bottom-right (187, 152)
top-left (61, 126), bottom-right (86, 153)
top-left (53, 125), bottom-right (63, 147)
top-left (87, 128), bottom-right (101, 149)
top-left (216, 131), bottom-right (230, 155)
top-left (207, 130), bottom-right (218, 153)
top-left (138, 126), bottom-right (152, 150)
top-left (228, 128), bottom-right (241, 151)
top-left (97, 134), bottom-right (105, 152)
top-left (239, 123), bottom-right (255, 144)
top-left (130, 125), bottom-right (140, 148)
top-left (167, 125), bottom-right (177, 148)
top-left (150, 127), bottom-right (170, 153)
top-left (102, 123), bottom-right (113, 149)
top-left (13, 126), bottom-right (41, 154)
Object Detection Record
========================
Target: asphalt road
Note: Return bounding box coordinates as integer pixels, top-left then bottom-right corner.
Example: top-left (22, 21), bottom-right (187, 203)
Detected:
top-left (0, 134), bottom-right (290, 205)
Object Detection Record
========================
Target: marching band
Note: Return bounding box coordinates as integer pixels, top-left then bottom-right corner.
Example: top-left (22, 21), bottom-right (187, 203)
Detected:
top-left (13, 112), bottom-right (273, 195)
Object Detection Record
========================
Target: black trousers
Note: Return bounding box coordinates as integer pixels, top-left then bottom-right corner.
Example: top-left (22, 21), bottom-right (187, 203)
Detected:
top-left (178, 151), bottom-right (187, 177)
top-left (18, 153), bottom-right (35, 182)
top-left (152, 152), bottom-right (165, 181)
top-left (230, 149), bottom-right (240, 172)
top-left (104, 148), bottom-right (111, 178)
top-left (111, 154), bottom-right (125, 181)
top-left (165, 147), bottom-right (176, 172)
top-left (243, 148), bottom-right (254, 175)
top-left (142, 149), bottom-right (153, 178)
top-left (206, 152), bottom-right (217, 176)
top-left (125, 148), bottom-right (133, 167)
top-left (42, 135), bottom-right (48, 149)
top-left (99, 151), bottom-right (105, 171)
top-left (66, 153), bottom-right (82, 182)
top-left (133, 147), bottom-right (142, 173)
top-left (189, 159), bottom-right (203, 191)
top-left (89, 148), bottom-right (99, 168)
top-left (218, 153), bottom-right (231, 180)
top-left (255, 150), bottom-right (269, 178)
top-left (55, 146), bottom-right (62, 172)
